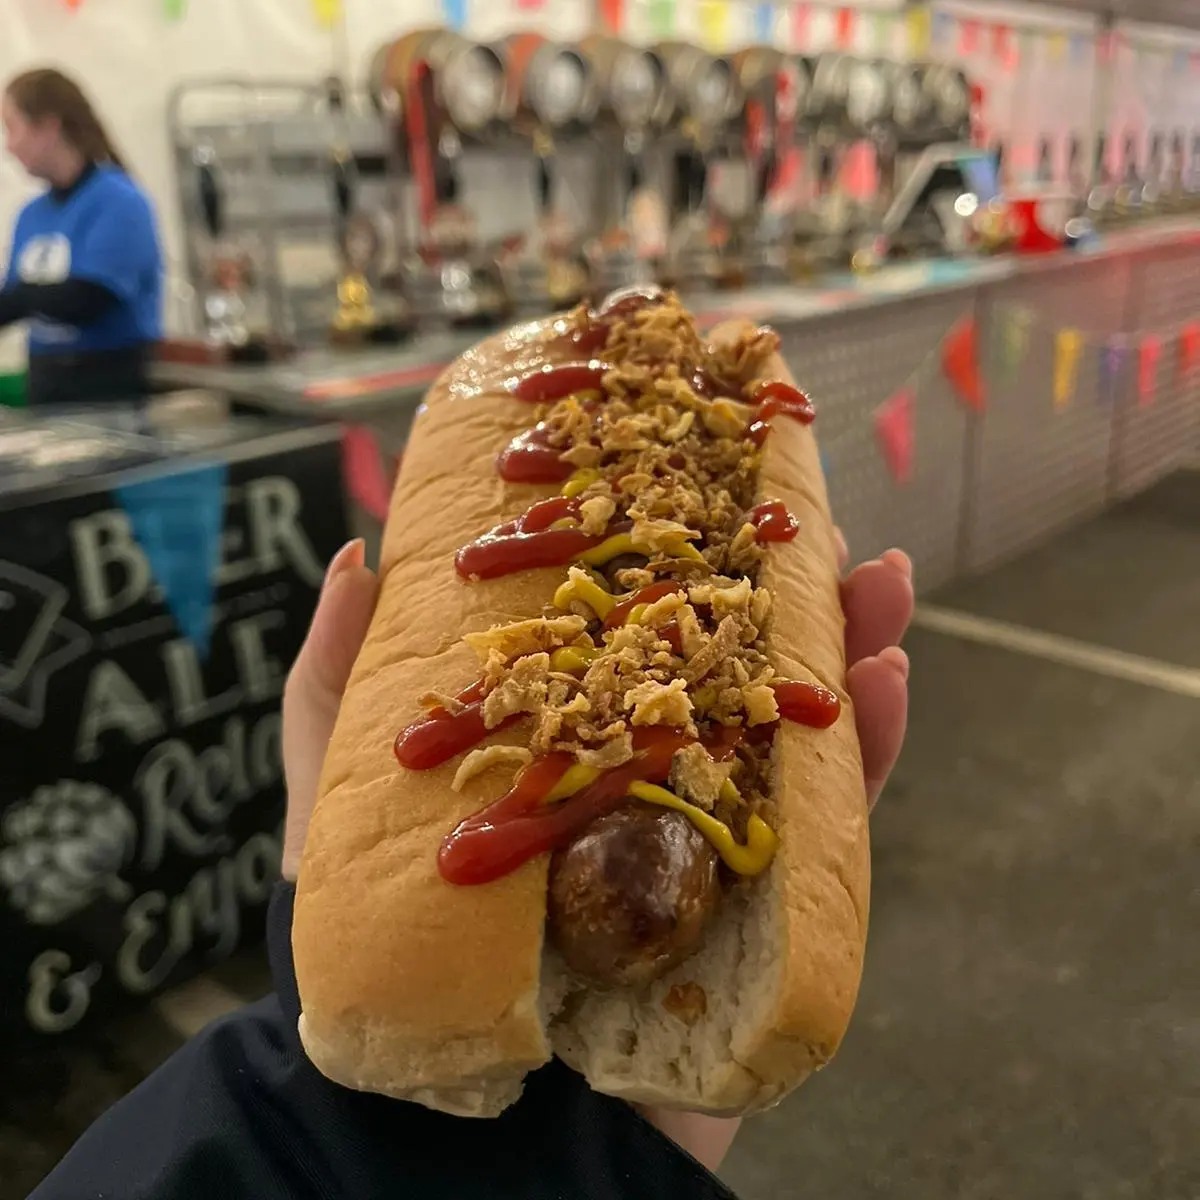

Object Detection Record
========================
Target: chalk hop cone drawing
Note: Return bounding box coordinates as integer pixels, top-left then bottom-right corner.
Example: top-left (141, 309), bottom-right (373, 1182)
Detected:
top-left (0, 782), bottom-right (136, 925)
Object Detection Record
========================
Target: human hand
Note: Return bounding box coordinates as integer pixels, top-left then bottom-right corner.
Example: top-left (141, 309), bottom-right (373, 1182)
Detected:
top-left (279, 535), bottom-right (912, 1167)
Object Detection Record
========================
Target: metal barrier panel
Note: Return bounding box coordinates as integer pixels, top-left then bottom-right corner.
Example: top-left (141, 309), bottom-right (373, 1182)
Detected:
top-left (777, 290), bottom-right (975, 591)
top-left (967, 255), bottom-right (1132, 573)
top-left (1111, 241), bottom-right (1200, 497)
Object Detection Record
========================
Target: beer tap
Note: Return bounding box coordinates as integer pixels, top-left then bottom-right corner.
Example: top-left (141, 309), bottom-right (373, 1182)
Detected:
top-left (1161, 130), bottom-right (1186, 210)
top-left (1114, 131), bottom-right (1143, 220)
top-left (1086, 132), bottom-right (1116, 224)
top-left (1184, 134), bottom-right (1200, 208)
top-left (655, 43), bottom-right (743, 289)
top-left (1139, 130), bottom-right (1164, 213)
top-left (193, 145), bottom-right (268, 361)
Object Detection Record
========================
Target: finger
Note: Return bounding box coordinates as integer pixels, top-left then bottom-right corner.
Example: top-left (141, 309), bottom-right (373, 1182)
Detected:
top-left (842, 549), bottom-right (913, 666)
top-left (847, 647), bottom-right (909, 809)
top-left (289, 540), bottom-right (377, 714)
top-left (281, 543), bottom-right (379, 880)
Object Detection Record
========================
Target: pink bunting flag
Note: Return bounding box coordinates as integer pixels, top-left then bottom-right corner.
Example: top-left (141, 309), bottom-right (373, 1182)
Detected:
top-left (791, 2), bottom-right (812, 49)
top-left (341, 425), bottom-right (395, 523)
top-left (875, 388), bottom-right (915, 485)
top-left (1138, 336), bottom-right (1162, 407)
top-left (959, 18), bottom-right (980, 54)
top-left (992, 23), bottom-right (1018, 71)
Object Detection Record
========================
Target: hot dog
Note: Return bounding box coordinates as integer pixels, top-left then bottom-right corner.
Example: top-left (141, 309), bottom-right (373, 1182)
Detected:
top-left (292, 288), bottom-right (869, 1119)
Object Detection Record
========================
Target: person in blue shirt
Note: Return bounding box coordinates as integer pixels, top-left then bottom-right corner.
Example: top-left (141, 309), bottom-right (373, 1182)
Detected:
top-left (1, 68), bottom-right (163, 406)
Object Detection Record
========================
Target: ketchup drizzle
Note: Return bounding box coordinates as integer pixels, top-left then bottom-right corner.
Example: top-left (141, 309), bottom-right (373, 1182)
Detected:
top-left (496, 425), bottom-right (573, 484)
top-left (438, 728), bottom-right (690, 885)
top-left (455, 498), bottom-right (625, 581)
top-left (507, 362), bottom-right (608, 405)
top-left (569, 285), bottom-right (665, 355)
top-left (748, 500), bottom-right (800, 543)
top-left (394, 679), bottom-right (522, 771)
top-left (746, 380), bottom-right (817, 446)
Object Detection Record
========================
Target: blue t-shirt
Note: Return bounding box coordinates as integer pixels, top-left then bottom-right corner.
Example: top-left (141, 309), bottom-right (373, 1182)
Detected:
top-left (6, 164), bottom-right (163, 356)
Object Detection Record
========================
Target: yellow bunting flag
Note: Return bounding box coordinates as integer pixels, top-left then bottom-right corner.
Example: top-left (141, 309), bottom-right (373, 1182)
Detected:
top-left (906, 7), bottom-right (932, 57)
top-left (697, 0), bottom-right (729, 52)
top-left (1054, 329), bottom-right (1084, 408)
top-left (1048, 31), bottom-right (1067, 62)
top-left (312, 0), bottom-right (341, 28)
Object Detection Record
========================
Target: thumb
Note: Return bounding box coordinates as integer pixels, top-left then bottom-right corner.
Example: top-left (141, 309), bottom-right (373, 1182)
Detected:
top-left (281, 539), bottom-right (379, 879)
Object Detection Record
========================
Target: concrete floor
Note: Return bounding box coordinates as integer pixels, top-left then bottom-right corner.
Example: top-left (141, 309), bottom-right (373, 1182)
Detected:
top-left (3, 473), bottom-right (1198, 1199)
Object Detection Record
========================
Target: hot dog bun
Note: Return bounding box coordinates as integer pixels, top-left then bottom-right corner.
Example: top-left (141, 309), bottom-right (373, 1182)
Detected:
top-left (292, 302), bottom-right (869, 1118)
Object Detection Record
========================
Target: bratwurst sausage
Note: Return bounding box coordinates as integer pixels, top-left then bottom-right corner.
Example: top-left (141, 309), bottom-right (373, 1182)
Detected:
top-left (547, 804), bottom-right (721, 989)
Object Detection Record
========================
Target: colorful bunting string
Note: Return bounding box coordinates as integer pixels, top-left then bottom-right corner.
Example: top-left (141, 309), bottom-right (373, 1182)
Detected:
top-left (1179, 324), bottom-right (1200, 379)
top-left (1099, 344), bottom-right (1126, 408)
top-left (932, 10), bottom-right (955, 49)
top-left (697, 0), bottom-right (729, 52)
top-left (647, 0), bottom-right (675, 39)
top-left (791, 2), bottom-right (812, 50)
top-left (994, 308), bottom-right (1033, 385)
top-left (872, 11), bottom-right (894, 55)
top-left (906, 7), bottom-right (932, 58)
top-left (1138, 336), bottom-right (1162, 406)
top-left (835, 7), bottom-right (856, 51)
top-left (600, 0), bottom-right (625, 33)
top-left (875, 388), bottom-right (915, 485)
top-left (753, 2), bottom-right (774, 44)
top-left (311, 0), bottom-right (341, 28)
top-left (441, 0), bottom-right (468, 30)
top-left (942, 318), bottom-right (986, 413)
top-left (1054, 330), bottom-right (1084, 408)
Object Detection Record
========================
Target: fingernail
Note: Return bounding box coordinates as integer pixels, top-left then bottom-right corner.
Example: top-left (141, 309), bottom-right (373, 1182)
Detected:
top-left (879, 646), bottom-right (909, 680)
top-left (324, 538), bottom-right (365, 588)
top-left (883, 549), bottom-right (913, 580)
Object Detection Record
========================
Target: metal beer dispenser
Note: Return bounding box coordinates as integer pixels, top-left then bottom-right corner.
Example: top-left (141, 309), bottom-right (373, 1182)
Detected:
top-left (500, 33), bottom-right (597, 309)
top-left (655, 42), bottom-right (743, 288)
top-left (581, 37), bottom-right (672, 291)
top-left (729, 47), bottom-right (811, 281)
top-left (380, 30), bottom-right (512, 326)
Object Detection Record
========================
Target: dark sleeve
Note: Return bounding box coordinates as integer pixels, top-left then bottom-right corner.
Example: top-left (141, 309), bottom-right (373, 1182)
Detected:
top-left (30, 884), bottom-right (739, 1200)
top-left (0, 279), bottom-right (121, 327)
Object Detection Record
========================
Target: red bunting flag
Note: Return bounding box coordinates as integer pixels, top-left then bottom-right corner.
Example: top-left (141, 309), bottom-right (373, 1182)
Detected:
top-left (835, 7), bottom-right (856, 49)
top-left (875, 388), bottom-right (915, 485)
top-left (1178, 323), bottom-right (1200, 378)
top-left (599, 0), bottom-right (624, 34)
top-left (342, 426), bottom-right (395, 523)
top-left (942, 317), bottom-right (986, 412)
top-left (1138, 335), bottom-right (1162, 406)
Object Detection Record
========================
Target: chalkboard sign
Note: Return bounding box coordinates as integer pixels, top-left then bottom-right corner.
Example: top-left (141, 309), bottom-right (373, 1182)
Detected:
top-left (0, 431), bottom-right (348, 1040)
